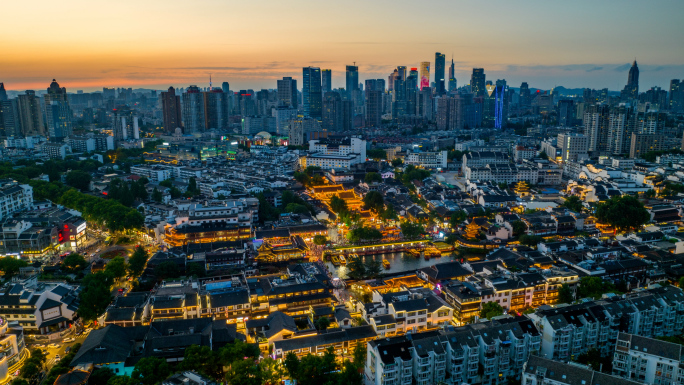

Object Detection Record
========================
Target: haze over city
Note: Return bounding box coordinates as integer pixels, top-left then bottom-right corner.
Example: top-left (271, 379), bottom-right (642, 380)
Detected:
top-left (2, 0), bottom-right (684, 91)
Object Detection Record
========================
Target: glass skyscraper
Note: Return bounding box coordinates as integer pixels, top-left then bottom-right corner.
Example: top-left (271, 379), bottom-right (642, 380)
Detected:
top-left (303, 67), bottom-right (322, 119)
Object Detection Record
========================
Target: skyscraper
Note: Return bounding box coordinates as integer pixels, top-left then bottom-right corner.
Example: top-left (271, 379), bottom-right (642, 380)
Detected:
top-left (622, 60), bottom-right (639, 100)
top-left (448, 57), bottom-right (457, 92)
top-left (0, 83), bottom-right (7, 102)
top-left (17, 90), bottom-right (45, 136)
top-left (583, 104), bottom-right (610, 153)
top-left (277, 77), bottom-right (298, 108)
top-left (419, 62), bottom-right (430, 90)
top-left (345, 65), bottom-right (359, 97)
top-left (221, 82), bottom-right (230, 94)
top-left (182, 85), bottom-right (205, 133)
top-left (519, 82), bottom-right (530, 107)
top-left (43, 79), bottom-right (73, 140)
top-left (303, 67), bottom-right (322, 119)
top-left (406, 69), bottom-right (418, 115)
top-left (160, 86), bottom-right (182, 133)
top-left (470, 68), bottom-right (486, 97)
top-left (203, 89), bottom-right (227, 130)
top-left (435, 52), bottom-right (446, 95)
top-left (323, 91), bottom-right (346, 131)
top-left (669, 79), bottom-right (682, 112)
top-left (321, 69), bottom-right (332, 94)
top-left (0, 99), bottom-right (21, 137)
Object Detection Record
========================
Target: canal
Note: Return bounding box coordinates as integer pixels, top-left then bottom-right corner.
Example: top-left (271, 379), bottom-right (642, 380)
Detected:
top-left (326, 251), bottom-right (461, 279)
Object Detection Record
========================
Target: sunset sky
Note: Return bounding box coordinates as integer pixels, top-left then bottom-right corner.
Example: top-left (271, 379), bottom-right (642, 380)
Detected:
top-left (2, 0), bottom-right (683, 92)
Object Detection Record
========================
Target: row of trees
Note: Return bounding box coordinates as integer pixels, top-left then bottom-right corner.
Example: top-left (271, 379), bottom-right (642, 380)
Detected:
top-left (108, 178), bottom-right (149, 206)
top-left (59, 189), bottom-right (144, 232)
top-left (257, 190), bottom-right (316, 222)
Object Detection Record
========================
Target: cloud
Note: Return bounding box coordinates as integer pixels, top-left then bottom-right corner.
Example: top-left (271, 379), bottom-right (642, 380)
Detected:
top-left (614, 63), bottom-right (631, 72)
top-left (586, 66), bottom-right (603, 72)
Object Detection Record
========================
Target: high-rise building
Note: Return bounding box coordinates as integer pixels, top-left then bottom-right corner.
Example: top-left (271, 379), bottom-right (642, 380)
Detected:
top-left (583, 104), bottom-right (610, 153)
top-left (321, 69), bottom-right (332, 94)
top-left (448, 57), bottom-right (457, 92)
top-left (622, 60), bottom-right (639, 100)
top-left (470, 68), bottom-right (486, 97)
top-left (406, 69), bottom-right (419, 115)
top-left (435, 52), bottom-right (446, 95)
top-left (182, 85), bottom-right (205, 133)
top-left (277, 77), bottom-right (298, 108)
top-left (160, 86), bottom-right (182, 133)
top-left (417, 88), bottom-right (434, 121)
top-left (43, 79), bottom-right (73, 141)
top-left (669, 79), bottom-right (682, 112)
top-left (557, 100), bottom-right (575, 127)
top-left (419, 62), bottom-right (430, 90)
top-left (0, 83), bottom-right (7, 102)
top-left (221, 82), bottom-right (230, 94)
top-left (519, 82), bottom-right (530, 107)
top-left (302, 67), bottom-right (322, 119)
top-left (557, 133), bottom-right (589, 162)
top-left (607, 106), bottom-right (637, 155)
top-left (203, 89), bottom-right (227, 130)
top-left (0, 100), bottom-right (21, 137)
top-left (17, 90), bottom-right (45, 137)
top-left (365, 90), bottom-right (382, 128)
top-left (630, 133), bottom-right (665, 158)
top-left (322, 92), bottom-right (343, 132)
top-left (345, 65), bottom-right (359, 97)
top-left (112, 106), bottom-right (140, 144)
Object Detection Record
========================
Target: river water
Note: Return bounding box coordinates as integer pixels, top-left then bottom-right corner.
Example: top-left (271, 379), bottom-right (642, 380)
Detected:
top-left (326, 251), bottom-right (461, 279)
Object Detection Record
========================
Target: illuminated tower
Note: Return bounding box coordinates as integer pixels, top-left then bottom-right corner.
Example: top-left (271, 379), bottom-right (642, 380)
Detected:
top-left (435, 52), bottom-right (446, 95)
top-left (448, 57), bottom-right (457, 92)
top-left (623, 60), bottom-right (639, 100)
top-left (471, 68), bottom-right (486, 97)
top-left (160, 86), bottom-right (182, 133)
top-left (345, 65), bottom-right (359, 97)
top-left (420, 62), bottom-right (430, 90)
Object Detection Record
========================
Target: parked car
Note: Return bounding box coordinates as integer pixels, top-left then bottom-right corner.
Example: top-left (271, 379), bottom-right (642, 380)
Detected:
top-left (63, 337), bottom-right (75, 343)
top-left (48, 343), bottom-right (60, 349)
top-left (54, 355), bottom-right (61, 362)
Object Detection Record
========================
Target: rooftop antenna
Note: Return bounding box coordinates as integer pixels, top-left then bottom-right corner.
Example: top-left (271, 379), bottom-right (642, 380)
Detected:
top-left (209, 74), bottom-right (212, 90)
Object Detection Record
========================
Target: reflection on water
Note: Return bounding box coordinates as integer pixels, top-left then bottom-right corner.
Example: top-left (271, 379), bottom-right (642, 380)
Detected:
top-left (327, 252), bottom-right (458, 279)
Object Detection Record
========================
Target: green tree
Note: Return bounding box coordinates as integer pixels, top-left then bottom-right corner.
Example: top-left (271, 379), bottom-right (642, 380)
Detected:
top-left (131, 357), bottom-right (170, 385)
top-left (576, 348), bottom-right (612, 373)
top-left (449, 210), bottom-right (467, 228)
top-left (557, 283), bottom-right (574, 304)
top-left (347, 226), bottom-right (382, 244)
top-left (539, 150), bottom-right (549, 160)
top-left (595, 195), bottom-right (650, 233)
top-left (128, 247), bottom-right (149, 277)
top-left (186, 263), bottom-right (206, 278)
top-left (179, 345), bottom-right (223, 379)
top-left (380, 204), bottom-right (398, 222)
top-left (400, 221), bottom-right (424, 239)
top-left (577, 276), bottom-right (615, 300)
top-left (65, 170), bottom-right (92, 191)
top-left (20, 362), bottom-right (40, 380)
top-left (89, 368), bottom-right (116, 385)
top-left (315, 316), bottom-right (331, 331)
top-left (106, 376), bottom-right (133, 385)
top-left (105, 257), bottom-right (127, 280)
top-left (155, 261), bottom-right (180, 280)
top-left (225, 359), bottom-right (262, 385)
top-left (362, 191), bottom-right (384, 213)
top-left (480, 302), bottom-right (504, 319)
top-left (169, 186), bottom-right (182, 199)
top-left (219, 339), bottom-right (260, 364)
top-left (313, 235), bottom-right (327, 246)
top-left (152, 187), bottom-right (162, 203)
top-left (345, 254), bottom-right (366, 281)
top-left (512, 220), bottom-right (527, 236)
top-left (366, 149), bottom-right (387, 160)
top-left (391, 158), bottom-right (403, 167)
top-left (364, 258), bottom-right (383, 278)
top-left (329, 195), bottom-right (348, 213)
top-left (0, 257), bottom-right (28, 278)
top-left (518, 234), bottom-right (543, 247)
top-left (283, 347), bottom-right (338, 385)
top-left (644, 189), bottom-right (656, 198)
top-left (78, 272), bottom-right (113, 321)
top-left (679, 276), bottom-right (684, 289)
top-left (11, 379), bottom-right (29, 385)
top-left (562, 195), bottom-right (584, 212)
top-left (61, 253), bottom-right (88, 273)
top-left (187, 177), bottom-right (199, 196)
top-left (284, 203), bottom-right (310, 214)
top-left (364, 172), bottom-right (382, 184)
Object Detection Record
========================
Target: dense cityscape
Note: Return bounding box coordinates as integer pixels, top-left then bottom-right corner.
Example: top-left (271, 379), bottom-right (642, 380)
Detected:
top-left (2, 2), bottom-right (684, 385)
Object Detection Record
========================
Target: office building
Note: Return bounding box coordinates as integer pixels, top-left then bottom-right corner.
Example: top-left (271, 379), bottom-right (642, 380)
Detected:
top-left (519, 82), bottom-right (530, 107)
top-left (288, 116), bottom-right (320, 146)
top-left (613, 333), bottom-right (684, 385)
top-left (277, 77), bottom-right (297, 108)
top-left (17, 90), bottom-right (45, 136)
top-left (557, 100), bottom-right (575, 127)
top-left (630, 133), bottom-right (665, 158)
top-left (302, 67), bottom-right (322, 119)
top-left (669, 79), bottom-right (682, 112)
top-left (557, 133), bottom-right (589, 162)
top-left (435, 52), bottom-right (446, 94)
top-left (607, 106), bottom-right (636, 155)
top-left (417, 88), bottom-right (434, 121)
top-left (272, 105), bottom-right (297, 135)
top-left (419, 61), bottom-right (430, 90)
top-left (448, 57), bottom-right (457, 92)
top-left (67, 135), bottom-right (96, 153)
top-left (522, 356), bottom-right (641, 385)
top-left (321, 69), bottom-right (332, 94)
top-left (43, 79), bottom-right (73, 140)
top-left (111, 107), bottom-right (140, 144)
top-left (0, 83), bottom-right (6, 102)
top-left (405, 151), bottom-right (448, 169)
top-left (471, 68), bottom-right (486, 97)
top-left (182, 86), bottom-right (205, 133)
top-left (42, 142), bottom-right (68, 159)
top-left (221, 81), bottom-right (230, 94)
top-left (160, 86), bottom-right (182, 133)
top-left (304, 137), bottom-right (365, 170)
top-left (583, 104), bottom-right (610, 153)
top-left (345, 65), bottom-right (359, 98)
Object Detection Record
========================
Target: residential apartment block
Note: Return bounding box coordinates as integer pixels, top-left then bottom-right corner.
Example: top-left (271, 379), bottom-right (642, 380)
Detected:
top-left (613, 332), bottom-right (684, 385)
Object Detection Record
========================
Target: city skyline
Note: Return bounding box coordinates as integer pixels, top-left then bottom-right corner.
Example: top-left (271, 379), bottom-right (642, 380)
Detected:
top-left (2, 0), bottom-right (683, 92)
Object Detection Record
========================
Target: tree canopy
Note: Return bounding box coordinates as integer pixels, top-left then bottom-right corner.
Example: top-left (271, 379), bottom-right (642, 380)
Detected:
top-left (595, 195), bottom-right (649, 233)
top-left (362, 191), bottom-right (384, 213)
top-left (78, 272), bottom-right (113, 321)
top-left (0, 257), bottom-right (28, 278)
top-left (562, 195), bottom-right (584, 212)
top-left (364, 172), bottom-right (382, 184)
top-left (480, 302), bottom-right (504, 319)
top-left (105, 257), bottom-right (127, 280)
top-left (62, 253), bottom-right (88, 273)
top-left (128, 246), bottom-right (149, 277)
top-left (400, 221), bottom-right (425, 239)
top-left (65, 170), bottom-right (92, 191)
top-left (557, 283), bottom-right (574, 304)
top-left (576, 276), bottom-right (616, 300)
